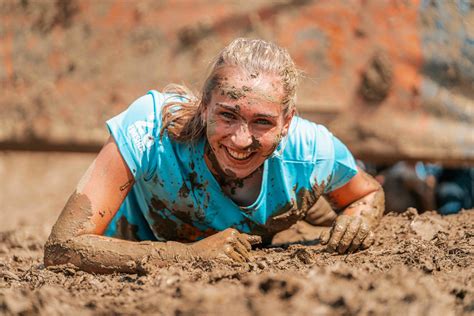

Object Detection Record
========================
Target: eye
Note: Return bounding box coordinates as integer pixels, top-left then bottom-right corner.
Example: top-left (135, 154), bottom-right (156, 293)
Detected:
top-left (220, 112), bottom-right (236, 120)
top-left (255, 119), bottom-right (273, 126)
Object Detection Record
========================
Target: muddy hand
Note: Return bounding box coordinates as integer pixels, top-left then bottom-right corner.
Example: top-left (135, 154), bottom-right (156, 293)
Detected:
top-left (304, 197), bottom-right (337, 226)
top-left (320, 215), bottom-right (375, 254)
top-left (189, 228), bottom-right (262, 263)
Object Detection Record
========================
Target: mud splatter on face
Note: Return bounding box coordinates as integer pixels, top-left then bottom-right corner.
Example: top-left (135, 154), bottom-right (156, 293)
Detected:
top-left (223, 168), bottom-right (237, 179)
top-left (221, 86), bottom-right (246, 100)
top-left (249, 135), bottom-right (263, 151)
top-left (263, 133), bottom-right (282, 158)
top-left (205, 67), bottom-right (289, 180)
top-left (207, 118), bottom-right (218, 135)
top-left (114, 215), bottom-right (140, 241)
top-left (203, 75), bottom-right (223, 105)
top-left (205, 144), bottom-right (231, 184)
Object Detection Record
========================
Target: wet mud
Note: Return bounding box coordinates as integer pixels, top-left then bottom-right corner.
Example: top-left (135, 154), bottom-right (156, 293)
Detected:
top-left (1, 209), bottom-right (472, 315)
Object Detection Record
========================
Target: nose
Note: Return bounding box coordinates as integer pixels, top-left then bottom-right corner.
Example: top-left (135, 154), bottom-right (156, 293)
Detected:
top-left (231, 123), bottom-right (252, 149)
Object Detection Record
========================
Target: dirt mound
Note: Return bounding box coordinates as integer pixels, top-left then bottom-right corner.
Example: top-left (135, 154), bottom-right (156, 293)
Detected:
top-left (1, 210), bottom-right (473, 315)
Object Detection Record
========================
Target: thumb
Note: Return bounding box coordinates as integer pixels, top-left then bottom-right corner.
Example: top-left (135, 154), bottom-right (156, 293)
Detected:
top-left (242, 234), bottom-right (262, 245)
top-left (320, 227), bottom-right (331, 245)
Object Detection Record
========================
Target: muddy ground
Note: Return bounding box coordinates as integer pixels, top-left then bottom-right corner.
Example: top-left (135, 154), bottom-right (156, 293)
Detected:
top-left (0, 152), bottom-right (473, 315)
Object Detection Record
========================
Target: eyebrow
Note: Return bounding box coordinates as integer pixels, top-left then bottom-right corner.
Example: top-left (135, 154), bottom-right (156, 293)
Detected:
top-left (253, 113), bottom-right (278, 119)
top-left (216, 103), bottom-right (278, 119)
top-left (216, 103), bottom-right (240, 113)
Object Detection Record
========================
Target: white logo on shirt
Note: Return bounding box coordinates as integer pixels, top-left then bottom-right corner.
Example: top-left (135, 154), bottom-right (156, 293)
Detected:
top-left (128, 120), bottom-right (155, 153)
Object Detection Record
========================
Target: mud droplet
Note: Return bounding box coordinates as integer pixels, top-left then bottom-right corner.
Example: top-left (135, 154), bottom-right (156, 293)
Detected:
top-left (178, 183), bottom-right (190, 198)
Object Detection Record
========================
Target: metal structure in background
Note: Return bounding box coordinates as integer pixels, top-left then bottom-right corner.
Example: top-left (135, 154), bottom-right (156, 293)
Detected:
top-left (0, 0), bottom-right (472, 165)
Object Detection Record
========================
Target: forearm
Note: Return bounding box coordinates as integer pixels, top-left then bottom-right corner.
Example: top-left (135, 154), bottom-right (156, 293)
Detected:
top-left (44, 234), bottom-right (189, 274)
top-left (341, 187), bottom-right (385, 228)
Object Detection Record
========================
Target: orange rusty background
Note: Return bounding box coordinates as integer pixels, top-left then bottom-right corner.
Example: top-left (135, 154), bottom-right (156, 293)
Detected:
top-left (0, 0), bottom-right (472, 165)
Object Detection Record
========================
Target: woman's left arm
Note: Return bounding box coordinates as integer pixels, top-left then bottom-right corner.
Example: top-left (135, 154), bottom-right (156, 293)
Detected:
top-left (321, 168), bottom-right (385, 254)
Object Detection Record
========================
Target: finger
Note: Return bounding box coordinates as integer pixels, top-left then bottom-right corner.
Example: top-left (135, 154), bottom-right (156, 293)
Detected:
top-left (225, 236), bottom-right (250, 259)
top-left (233, 240), bottom-right (251, 260)
top-left (361, 231), bottom-right (375, 250)
top-left (224, 244), bottom-right (245, 263)
top-left (305, 205), bottom-right (328, 222)
top-left (319, 227), bottom-right (331, 244)
top-left (242, 234), bottom-right (262, 246)
top-left (317, 211), bottom-right (338, 226)
top-left (347, 221), bottom-right (370, 253)
top-left (235, 234), bottom-right (252, 251)
top-left (326, 216), bottom-right (350, 252)
top-left (337, 217), bottom-right (362, 254)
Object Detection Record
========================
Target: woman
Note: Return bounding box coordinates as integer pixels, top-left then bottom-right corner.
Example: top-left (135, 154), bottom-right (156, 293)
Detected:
top-left (44, 38), bottom-right (384, 274)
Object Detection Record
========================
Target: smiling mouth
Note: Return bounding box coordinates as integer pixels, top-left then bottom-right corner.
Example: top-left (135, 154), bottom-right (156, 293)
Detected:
top-left (225, 147), bottom-right (255, 161)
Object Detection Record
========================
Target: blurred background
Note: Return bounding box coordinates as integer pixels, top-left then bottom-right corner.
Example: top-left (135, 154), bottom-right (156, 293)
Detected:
top-left (0, 0), bottom-right (472, 232)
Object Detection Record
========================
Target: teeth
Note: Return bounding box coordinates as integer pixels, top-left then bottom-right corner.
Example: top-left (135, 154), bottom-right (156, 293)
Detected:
top-left (227, 147), bottom-right (252, 160)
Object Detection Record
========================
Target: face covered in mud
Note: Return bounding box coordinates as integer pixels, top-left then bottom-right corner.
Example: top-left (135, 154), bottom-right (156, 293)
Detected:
top-left (204, 67), bottom-right (293, 180)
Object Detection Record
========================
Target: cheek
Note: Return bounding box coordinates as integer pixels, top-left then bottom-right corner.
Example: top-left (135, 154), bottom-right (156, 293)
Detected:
top-left (206, 112), bottom-right (226, 136)
top-left (206, 116), bottom-right (232, 145)
top-left (206, 118), bottom-right (218, 137)
top-left (256, 131), bottom-right (281, 150)
top-left (254, 129), bottom-right (283, 155)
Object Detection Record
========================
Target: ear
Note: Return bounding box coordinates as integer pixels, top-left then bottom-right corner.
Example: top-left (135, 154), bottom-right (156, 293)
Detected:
top-left (281, 108), bottom-right (295, 136)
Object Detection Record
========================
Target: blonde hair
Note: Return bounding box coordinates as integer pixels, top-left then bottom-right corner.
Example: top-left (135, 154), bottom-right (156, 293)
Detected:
top-left (160, 38), bottom-right (299, 142)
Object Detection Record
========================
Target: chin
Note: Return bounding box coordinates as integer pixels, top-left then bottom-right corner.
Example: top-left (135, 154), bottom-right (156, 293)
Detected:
top-left (220, 160), bottom-right (262, 179)
top-left (224, 169), bottom-right (252, 179)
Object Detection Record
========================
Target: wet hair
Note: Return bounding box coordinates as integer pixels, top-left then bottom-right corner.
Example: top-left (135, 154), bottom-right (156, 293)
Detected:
top-left (160, 38), bottom-right (299, 142)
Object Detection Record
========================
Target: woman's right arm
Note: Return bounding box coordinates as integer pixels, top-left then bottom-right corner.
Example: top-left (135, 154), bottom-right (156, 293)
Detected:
top-left (44, 136), bottom-right (186, 273)
top-left (44, 137), bottom-right (257, 274)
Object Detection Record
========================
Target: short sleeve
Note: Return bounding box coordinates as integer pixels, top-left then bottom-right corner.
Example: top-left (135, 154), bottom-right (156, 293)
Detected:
top-left (307, 122), bottom-right (358, 194)
top-left (324, 136), bottom-right (358, 193)
top-left (106, 91), bottom-right (164, 179)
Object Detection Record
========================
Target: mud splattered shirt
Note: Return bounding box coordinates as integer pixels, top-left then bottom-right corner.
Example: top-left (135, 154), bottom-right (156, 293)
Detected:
top-left (104, 91), bottom-right (358, 243)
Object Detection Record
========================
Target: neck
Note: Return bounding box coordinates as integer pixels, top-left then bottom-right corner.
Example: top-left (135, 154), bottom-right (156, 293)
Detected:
top-left (204, 143), bottom-right (264, 206)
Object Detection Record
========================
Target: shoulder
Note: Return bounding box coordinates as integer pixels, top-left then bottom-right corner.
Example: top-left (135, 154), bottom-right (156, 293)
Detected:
top-left (107, 90), bottom-right (188, 133)
top-left (104, 90), bottom-right (189, 179)
top-left (107, 91), bottom-right (159, 127)
top-left (278, 116), bottom-right (335, 162)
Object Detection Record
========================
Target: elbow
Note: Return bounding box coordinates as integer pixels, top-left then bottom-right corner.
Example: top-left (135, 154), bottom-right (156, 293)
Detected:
top-left (44, 237), bottom-right (68, 267)
top-left (43, 235), bottom-right (80, 268)
top-left (373, 185), bottom-right (386, 219)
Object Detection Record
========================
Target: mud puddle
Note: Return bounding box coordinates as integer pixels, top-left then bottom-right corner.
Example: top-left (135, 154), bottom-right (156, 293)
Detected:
top-left (0, 210), bottom-right (473, 315)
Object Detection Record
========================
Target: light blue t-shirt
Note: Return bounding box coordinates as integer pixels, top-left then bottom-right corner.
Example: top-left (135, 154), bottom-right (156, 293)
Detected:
top-left (104, 90), bottom-right (358, 243)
